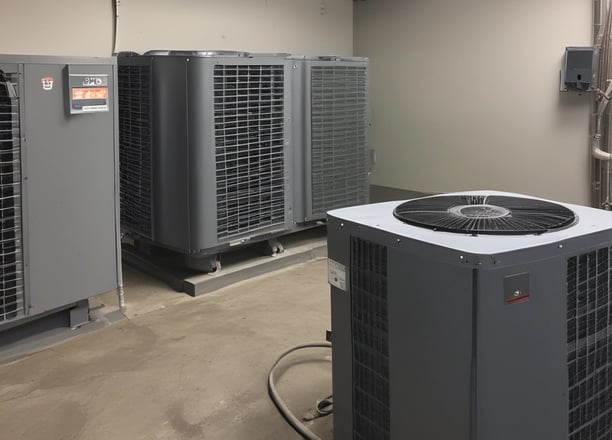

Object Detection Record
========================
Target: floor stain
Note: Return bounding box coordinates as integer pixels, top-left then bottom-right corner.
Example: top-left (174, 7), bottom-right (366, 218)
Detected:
top-left (166, 402), bottom-right (206, 439)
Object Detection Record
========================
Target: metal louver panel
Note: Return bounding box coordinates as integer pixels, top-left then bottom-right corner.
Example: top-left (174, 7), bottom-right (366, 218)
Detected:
top-left (118, 64), bottom-right (153, 238)
top-left (214, 64), bottom-right (286, 240)
top-left (0, 71), bottom-right (24, 323)
top-left (350, 236), bottom-right (390, 440)
top-left (311, 65), bottom-right (368, 218)
top-left (567, 248), bottom-right (612, 440)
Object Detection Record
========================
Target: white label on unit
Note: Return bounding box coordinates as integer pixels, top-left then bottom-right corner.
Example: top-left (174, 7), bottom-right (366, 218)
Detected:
top-left (81, 105), bottom-right (109, 112)
top-left (328, 259), bottom-right (346, 291)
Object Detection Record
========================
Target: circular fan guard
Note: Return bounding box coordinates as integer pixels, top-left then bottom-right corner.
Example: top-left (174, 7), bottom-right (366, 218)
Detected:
top-left (393, 195), bottom-right (576, 235)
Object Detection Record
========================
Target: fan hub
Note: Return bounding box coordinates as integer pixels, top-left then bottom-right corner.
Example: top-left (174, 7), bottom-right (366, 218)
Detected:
top-left (448, 204), bottom-right (510, 219)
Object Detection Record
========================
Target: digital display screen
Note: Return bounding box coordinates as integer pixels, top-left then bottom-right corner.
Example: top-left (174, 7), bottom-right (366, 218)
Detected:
top-left (71, 87), bottom-right (108, 100)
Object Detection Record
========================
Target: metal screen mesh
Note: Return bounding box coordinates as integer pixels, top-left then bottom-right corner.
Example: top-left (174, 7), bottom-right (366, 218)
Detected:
top-left (214, 64), bottom-right (286, 240)
top-left (0, 71), bottom-right (24, 323)
top-left (350, 236), bottom-right (390, 440)
top-left (310, 65), bottom-right (368, 218)
top-left (567, 248), bottom-right (612, 440)
top-left (118, 64), bottom-right (153, 238)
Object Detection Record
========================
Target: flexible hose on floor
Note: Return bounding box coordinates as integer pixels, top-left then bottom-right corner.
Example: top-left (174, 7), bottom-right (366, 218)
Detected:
top-left (267, 342), bottom-right (332, 440)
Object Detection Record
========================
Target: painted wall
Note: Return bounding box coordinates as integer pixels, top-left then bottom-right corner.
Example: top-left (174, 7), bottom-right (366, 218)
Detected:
top-left (0, 0), bottom-right (353, 57)
top-left (116, 0), bottom-right (353, 56)
top-left (2, 0), bottom-right (589, 203)
top-left (0, 0), bottom-right (114, 56)
top-left (355, 0), bottom-right (593, 205)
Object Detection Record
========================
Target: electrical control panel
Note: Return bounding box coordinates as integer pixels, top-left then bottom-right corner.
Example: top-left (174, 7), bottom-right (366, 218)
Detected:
top-left (65, 65), bottom-right (109, 114)
top-left (560, 46), bottom-right (597, 92)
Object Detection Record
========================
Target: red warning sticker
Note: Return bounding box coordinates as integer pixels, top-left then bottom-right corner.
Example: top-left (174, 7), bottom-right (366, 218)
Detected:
top-left (41, 76), bottom-right (54, 91)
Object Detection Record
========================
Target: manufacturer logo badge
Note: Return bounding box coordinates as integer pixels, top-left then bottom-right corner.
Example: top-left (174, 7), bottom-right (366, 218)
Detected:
top-left (83, 77), bottom-right (104, 86)
top-left (41, 76), bottom-right (54, 91)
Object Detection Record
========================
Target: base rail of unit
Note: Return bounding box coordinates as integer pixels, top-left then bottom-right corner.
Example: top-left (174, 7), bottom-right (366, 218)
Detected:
top-left (0, 301), bottom-right (125, 364)
top-left (122, 226), bottom-right (328, 297)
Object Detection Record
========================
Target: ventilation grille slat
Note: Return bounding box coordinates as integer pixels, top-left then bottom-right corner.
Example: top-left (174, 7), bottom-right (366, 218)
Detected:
top-left (214, 64), bottom-right (286, 240)
top-left (310, 65), bottom-right (368, 217)
top-left (567, 248), bottom-right (612, 440)
top-left (118, 64), bottom-right (153, 238)
top-left (350, 237), bottom-right (390, 440)
top-left (0, 72), bottom-right (24, 323)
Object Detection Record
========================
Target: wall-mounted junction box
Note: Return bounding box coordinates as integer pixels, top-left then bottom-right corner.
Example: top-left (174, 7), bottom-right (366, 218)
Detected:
top-left (560, 46), bottom-right (597, 92)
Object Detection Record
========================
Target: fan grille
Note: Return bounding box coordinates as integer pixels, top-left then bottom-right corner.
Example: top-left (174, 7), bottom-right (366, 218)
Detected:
top-left (567, 249), bottom-right (612, 439)
top-left (0, 71), bottom-right (24, 323)
top-left (118, 63), bottom-right (153, 239)
top-left (214, 64), bottom-right (286, 240)
top-left (310, 64), bottom-right (369, 218)
top-left (350, 237), bottom-right (390, 440)
top-left (393, 195), bottom-right (576, 235)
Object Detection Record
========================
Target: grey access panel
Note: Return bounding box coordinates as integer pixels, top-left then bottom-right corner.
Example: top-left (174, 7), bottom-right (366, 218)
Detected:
top-left (387, 247), bottom-right (473, 440)
top-left (151, 55), bottom-right (190, 251)
top-left (23, 63), bottom-right (118, 315)
top-left (476, 258), bottom-right (567, 440)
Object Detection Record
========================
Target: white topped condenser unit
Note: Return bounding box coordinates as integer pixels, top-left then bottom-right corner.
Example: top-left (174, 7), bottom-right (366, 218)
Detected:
top-left (327, 191), bottom-right (612, 440)
top-left (291, 56), bottom-right (370, 223)
top-left (118, 51), bottom-right (293, 269)
top-left (0, 55), bottom-right (122, 331)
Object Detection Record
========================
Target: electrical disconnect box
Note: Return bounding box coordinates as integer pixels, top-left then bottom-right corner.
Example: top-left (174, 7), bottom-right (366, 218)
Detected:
top-left (560, 47), bottom-right (597, 92)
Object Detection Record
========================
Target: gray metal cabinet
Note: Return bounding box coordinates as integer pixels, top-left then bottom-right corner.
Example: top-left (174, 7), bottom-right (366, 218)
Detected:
top-left (0, 55), bottom-right (121, 330)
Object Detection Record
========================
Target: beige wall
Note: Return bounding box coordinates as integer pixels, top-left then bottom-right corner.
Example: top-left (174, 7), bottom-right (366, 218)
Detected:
top-left (0, 0), bottom-right (352, 57)
top-left (355, 0), bottom-right (592, 205)
top-left (0, 0), bottom-right (114, 56)
top-left (117, 0), bottom-right (353, 56)
top-left (3, 0), bottom-right (589, 202)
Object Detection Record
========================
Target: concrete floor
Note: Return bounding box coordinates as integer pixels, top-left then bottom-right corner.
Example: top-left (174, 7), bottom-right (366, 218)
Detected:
top-left (0, 259), bottom-right (333, 440)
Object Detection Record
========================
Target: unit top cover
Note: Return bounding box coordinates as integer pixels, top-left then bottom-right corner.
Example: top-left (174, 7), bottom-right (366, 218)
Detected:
top-left (328, 190), bottom-right (612, 254)
top-left (143, 50), bottom-right (249, 57)
top-left (287, 55), bottom-right (368, 62)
